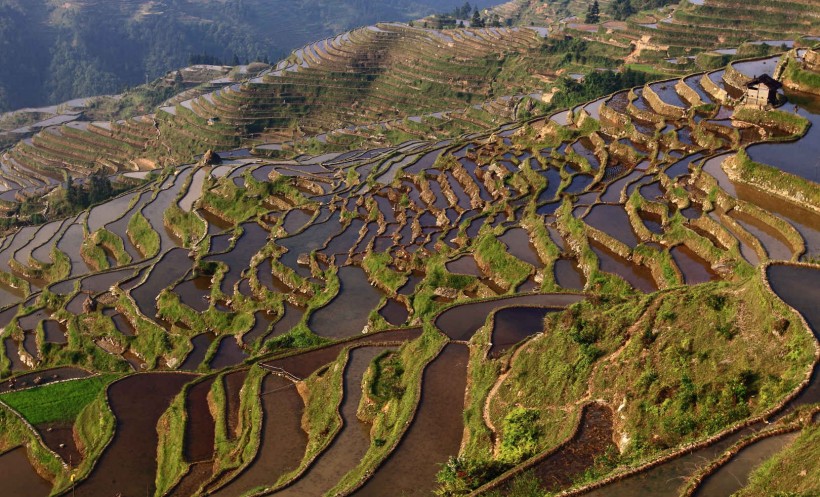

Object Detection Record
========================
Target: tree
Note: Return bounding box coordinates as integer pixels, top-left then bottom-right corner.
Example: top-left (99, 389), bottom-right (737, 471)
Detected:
top-left (608, 0), bottom-right (635, 20)
top-left (87, 172), bottom-right (113, 205)
top-left (471, 9), bottom-right (484, 28)
top-left (585, 0), bottom-right (600, 23)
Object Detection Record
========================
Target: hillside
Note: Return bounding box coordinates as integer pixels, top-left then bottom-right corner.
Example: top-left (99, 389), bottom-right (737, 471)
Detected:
top-left (0, 0), bottom-right (496, 111)
top-left (0, 1), bottom-right (817, 496)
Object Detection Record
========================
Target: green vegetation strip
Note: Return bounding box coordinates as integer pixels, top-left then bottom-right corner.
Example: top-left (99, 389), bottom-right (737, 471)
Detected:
top-left (0, 374), bottom-right (119, 425)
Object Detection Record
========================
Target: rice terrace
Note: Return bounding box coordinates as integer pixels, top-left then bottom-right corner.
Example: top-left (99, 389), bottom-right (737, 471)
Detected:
top-left (0, 0), bottom-right (819, 495)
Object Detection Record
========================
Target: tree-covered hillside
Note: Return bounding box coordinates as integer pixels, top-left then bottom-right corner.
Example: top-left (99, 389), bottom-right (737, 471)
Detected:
top-left (0, 0), bottom-right (493, 111)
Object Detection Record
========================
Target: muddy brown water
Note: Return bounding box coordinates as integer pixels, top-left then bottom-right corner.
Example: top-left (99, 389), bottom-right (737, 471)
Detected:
top-left (733, 182), bottom-right (820, 260)
top-left (583, 427), bottom-right (753, 497)
top-left (585, 205), bottom-right (640, 248)
top-left (242, 310), bottom-right (276, 345)
top-left (435, 294), bottom-right (584, 341)
top-left (3, 337), bottom-right (27, 372)
top-left (171, 460), bottom-right (214, 497)
top-left (102, 309), bottom-right (136, 337)
top-left (589, 240), bottom-right (657, 293)
top-left (256, 258), bottom-right (291, 293)
top-left (599, 170), bottom-right (644, 203)
top-left (105, 190), bottom-right (152, 261)
top-left (263, 327), bottom-right (421, 379)
top-left (131, 248), bottom-right (191, 320)
top-left (351, 344), bottom-right (469, 497)
top-left (122, 350), bottom-right (146, 372)
top-left (210, 374), bottom-right (306, 496)
top-left (42, 319), bottom-right (67, 344)
top-left (322, 218), bottom-right (365, 257)
top-left (767, 264), bottom-right (820, 408)
top-left (209, 336), bottom-right (248, 370)
top-left (671, 245), bottom-right (719, 285)
top-left (495, 403), bottom-right (615, 494)
top-left (278, 210), bottom-right (342, 277)
top-left (500, 228), bottom-right (543, 268)
top-left (0, 447), bottom-right (51, 496)
top-left (308, 266), bottom-right (384, 338)
top-left (206, 223), bottom-right (270, 293)
top-left (179, 333), bottom-right (216, 371)
top-left (0, 367), bottom-right (91, 393)
top-left (489, 307), bottom-right (560, 358)
top-left (446, 254), bottom-right (482, 276)
top-left (730, 210), bottom-right (794, 261)
top-left (184, 377), bottom-right (216, 463)
top-left (398, 270), bottom-right (425, 295)
top-left (73, 372), bottom-right (196, 497)
top-left (38, 420), bottom-right (82, 466)
top-left (56, 222), bottom-right (92, 278)
top-left (271, 346), bottom-right (391, 496)
top-left (175, 275), bottom-right (212, 312)
top-left (264, 302), bottom-right (305, 342)
top-left (88, 191), bottom-right (139, 233)
top-left (379, 299), bottom-right (409, 327)
top-left (200, 208), bottom-right (234, 234)
top-left (223, 370), bottom-right (249, 439)
top-left (691, 431), bottom-right (798, 497)
top-left (639, 210), bottom-right (664, 235)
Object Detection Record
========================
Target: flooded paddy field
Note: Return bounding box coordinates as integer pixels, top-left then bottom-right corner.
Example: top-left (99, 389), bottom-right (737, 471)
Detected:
top-left (0, 43), bottom-right (817, 497)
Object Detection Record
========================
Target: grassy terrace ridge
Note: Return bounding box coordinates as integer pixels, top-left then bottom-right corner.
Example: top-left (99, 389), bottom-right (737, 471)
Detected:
top-left (734, 422), bottom-right (820, 496)
top-left (0, 374), bottom-right (120, 425)
top-left (0, 2), bottom-right (819, 495)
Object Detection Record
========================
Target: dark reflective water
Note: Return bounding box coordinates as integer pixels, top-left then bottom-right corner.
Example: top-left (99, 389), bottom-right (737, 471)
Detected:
top-left (352, 344), bottom-right (469, 497)
top-left (489, 307), bottom-right (558, 357)
top-left (309, 266), bottom-right (383, 338)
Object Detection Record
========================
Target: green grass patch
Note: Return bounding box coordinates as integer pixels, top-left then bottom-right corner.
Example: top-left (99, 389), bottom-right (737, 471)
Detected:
top-left (127, 212), bottom-right (160, 258)
top-left (735, 423), bottom-right (820, 497)
top-left (0, 374), bottom-right (120, 425)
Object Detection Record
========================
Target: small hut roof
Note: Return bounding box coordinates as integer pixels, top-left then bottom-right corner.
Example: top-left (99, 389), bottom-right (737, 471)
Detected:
top-left (746, 74), bottom-right (782, 90)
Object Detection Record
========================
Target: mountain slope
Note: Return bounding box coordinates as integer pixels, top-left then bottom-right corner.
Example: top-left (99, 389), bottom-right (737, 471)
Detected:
top-left (0, 0), bottom-right (495, 110)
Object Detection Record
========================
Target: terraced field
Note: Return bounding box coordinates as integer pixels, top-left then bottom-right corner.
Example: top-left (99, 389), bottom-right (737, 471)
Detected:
top-left (0, 10), bottom-right (819, 497)
top-left (0, 0), bottom-right (820, 488)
